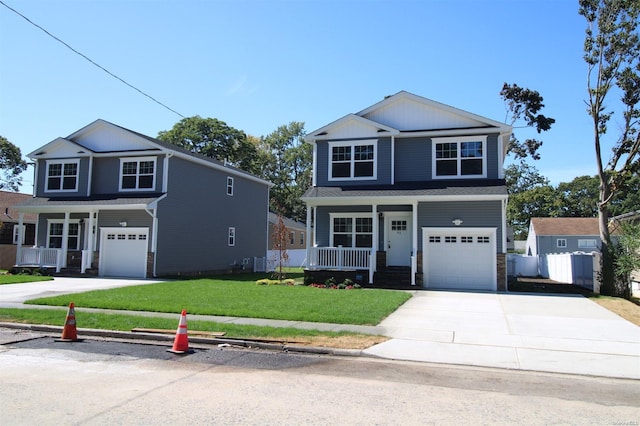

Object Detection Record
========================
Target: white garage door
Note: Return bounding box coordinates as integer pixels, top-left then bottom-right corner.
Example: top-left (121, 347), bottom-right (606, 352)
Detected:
top-left (422, 227), bottom-right (496, 291)
top-left (99, 227), bottom-right (148, 278)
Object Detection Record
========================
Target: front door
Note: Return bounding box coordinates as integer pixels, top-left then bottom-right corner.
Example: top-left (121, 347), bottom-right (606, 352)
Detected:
top-left (386, 213), bottom-right (412, 266)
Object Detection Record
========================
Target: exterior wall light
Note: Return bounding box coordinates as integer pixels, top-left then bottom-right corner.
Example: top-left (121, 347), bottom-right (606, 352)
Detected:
top-left (452, 218), bottom-right (463, 226)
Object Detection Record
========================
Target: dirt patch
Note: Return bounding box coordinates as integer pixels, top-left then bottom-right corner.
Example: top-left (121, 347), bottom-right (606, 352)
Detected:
top-left (292, 334), bottom-right (389, 349)
top-left (510, 277), bottom-right (640, 326)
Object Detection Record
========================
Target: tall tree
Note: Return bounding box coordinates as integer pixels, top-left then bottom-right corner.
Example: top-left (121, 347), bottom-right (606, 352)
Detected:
top-left (555, 175), bottom-right (600, 217)
top-left (505, 163), bottom-right (557, 239)
top-left (258, 122), bottom-right (311, 222)
top-left (500, 83), bottom-right (556, 160)
top-left (0, 136), bottom-right (28, 192)
top-left (580, 0), bottom-right (640, 296)
top-left (157, 116), bottom-right (258, 173)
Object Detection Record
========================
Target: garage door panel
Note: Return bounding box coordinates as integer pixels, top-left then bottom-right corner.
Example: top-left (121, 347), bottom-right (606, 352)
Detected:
top-left (423, 228), bottom-right (496, 291)
top-left (99, 227), bottom-right (148, 278)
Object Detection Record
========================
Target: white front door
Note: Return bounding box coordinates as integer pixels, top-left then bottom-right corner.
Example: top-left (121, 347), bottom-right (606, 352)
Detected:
top-left (386, 213), bottom-right (412, 266)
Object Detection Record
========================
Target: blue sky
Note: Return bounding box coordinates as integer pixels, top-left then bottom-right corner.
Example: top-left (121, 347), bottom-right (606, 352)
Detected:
top-left (1, 0), bottom-right (602, 193)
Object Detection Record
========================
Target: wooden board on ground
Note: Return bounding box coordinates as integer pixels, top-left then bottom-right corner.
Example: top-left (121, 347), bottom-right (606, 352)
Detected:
top-left (131, 328), bottom-right (226, 337)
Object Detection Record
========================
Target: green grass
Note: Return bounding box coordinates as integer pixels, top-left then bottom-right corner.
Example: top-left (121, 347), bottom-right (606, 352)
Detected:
top-left (25, 273), bottom-right (411, 325)
top-left (0, 308), bottom-right (358, 340)
top-left (0, 274), bottom-right (54, 285)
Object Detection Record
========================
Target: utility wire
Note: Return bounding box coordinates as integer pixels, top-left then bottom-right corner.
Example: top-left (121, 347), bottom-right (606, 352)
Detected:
top-left (0, 0), bottom-right (184, 118)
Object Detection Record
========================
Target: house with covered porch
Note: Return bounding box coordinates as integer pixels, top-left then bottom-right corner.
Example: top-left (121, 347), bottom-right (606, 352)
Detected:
top-left (13, 119), bottom-right (271, 278)
top-left (302, 91), bottom-right (512, 291)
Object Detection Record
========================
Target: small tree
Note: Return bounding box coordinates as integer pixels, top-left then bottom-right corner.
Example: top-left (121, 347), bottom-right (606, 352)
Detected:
top-left (0, 136), bottom-right (28, 191)
top-left (608, 220), bottom-right (640, 299)
top-left (271, 215), bottom-right (290, 281)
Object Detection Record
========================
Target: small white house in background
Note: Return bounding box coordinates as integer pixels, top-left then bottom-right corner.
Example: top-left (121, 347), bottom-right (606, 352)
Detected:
top-left (526, 217), bottom-right (600, 256)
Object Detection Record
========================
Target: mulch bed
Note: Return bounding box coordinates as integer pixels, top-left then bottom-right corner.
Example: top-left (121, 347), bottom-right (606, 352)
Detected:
top-left (507, 277), bottom-right (594, 295)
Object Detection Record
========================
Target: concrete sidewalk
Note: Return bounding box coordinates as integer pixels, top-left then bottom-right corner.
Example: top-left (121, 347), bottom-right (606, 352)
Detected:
top-left (0, 277), bottom-right (638, 379)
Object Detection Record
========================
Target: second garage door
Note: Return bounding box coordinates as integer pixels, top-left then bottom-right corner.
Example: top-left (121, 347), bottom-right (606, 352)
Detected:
top-left (422, 227), bottom-right (496, 291)
top-left (99, 227), bottom-right (149, 278)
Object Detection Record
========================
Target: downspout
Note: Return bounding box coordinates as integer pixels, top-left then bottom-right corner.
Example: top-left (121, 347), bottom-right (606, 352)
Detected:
top-left (372, 204), bottom-right (378, 284)
top-left (306, 206), bottom-right (312, 269)
top-left (87, 155), bottom-right (93, 197)
top-left (390, 136), bottom-right (395, 185)
top-left (502, 198), bottom-right (508, 291)
top-left (312, 142), bottom-right (317, 187)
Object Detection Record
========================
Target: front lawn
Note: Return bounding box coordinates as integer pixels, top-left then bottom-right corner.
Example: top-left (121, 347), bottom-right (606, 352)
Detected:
top-left (0, 274), bottom-right (53, 285)
top-left (25, 273), bottom-right (412, 325)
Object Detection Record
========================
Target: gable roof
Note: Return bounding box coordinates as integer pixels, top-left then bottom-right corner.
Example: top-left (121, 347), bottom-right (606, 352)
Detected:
top-left (530, 217), bottom-right (600, 236)
top-left (0, 191), bottom-right (37, 223)
top-left (29, 119), bottom-right (271, 187)
top-left (305, 90), bottom-right (512, 142)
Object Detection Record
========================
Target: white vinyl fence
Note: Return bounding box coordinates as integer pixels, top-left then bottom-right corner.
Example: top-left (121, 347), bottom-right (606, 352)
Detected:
top-left (507, 252), bottom-right (601, 292)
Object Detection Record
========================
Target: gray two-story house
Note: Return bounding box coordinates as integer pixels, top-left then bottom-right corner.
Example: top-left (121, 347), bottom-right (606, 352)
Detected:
top-left (14, 119), bottom-right (271, 278)
top-left (301, 91), bottom-right (512, 291)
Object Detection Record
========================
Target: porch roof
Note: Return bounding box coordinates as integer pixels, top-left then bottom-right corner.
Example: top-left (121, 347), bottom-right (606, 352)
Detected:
top-left (13, 193), bottom-right (165, 213)
top-left (302, 180), bottom-right (507, 205)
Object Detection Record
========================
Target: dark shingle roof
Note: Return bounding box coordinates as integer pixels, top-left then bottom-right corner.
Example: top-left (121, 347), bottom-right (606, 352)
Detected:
top-left (14, 193), bottom-right (163, 210)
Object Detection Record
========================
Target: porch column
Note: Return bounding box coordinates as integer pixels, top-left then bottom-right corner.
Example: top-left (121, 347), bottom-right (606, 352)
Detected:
top-left (61, 212), bottom-right (70, 268)
top-left (411, 201), bottom-right (418, 285)
top-left (372, 204), bottom-right (378, 276)
top-left (306, 206), bottom-right (312, 268)
top-left (16, 212), bottom-right (24, 265)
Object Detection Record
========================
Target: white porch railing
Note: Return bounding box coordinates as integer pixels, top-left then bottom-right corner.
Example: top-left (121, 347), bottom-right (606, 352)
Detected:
top-left (308, 247), bottom-right (372, 270)
top-left (17, 247), bottom-right (64, 272)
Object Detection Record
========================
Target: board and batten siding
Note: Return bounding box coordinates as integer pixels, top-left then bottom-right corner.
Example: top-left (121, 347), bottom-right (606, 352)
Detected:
top-left (417, 200), bottom-right (504, 252)
top-left (154, 156), bottom-right (269, 275)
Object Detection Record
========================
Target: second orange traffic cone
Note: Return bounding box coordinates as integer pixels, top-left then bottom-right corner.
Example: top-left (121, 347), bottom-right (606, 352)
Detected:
top-left (56, 302), bottom-right (80, 342)
top-left (167, 309), bottom-right (192, 354)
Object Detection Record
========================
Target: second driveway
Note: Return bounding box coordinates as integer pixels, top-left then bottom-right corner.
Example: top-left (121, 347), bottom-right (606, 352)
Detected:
top-left (365, 290), bottom-right (640, 379)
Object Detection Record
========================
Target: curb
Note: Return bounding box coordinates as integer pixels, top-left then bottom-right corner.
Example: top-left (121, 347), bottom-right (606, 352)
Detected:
top-left (0, 322), bottom-right (364, 358)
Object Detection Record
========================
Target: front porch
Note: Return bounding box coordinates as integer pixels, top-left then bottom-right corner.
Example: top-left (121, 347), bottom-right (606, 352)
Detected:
top-left (305, 247), bottom-right (420, 289)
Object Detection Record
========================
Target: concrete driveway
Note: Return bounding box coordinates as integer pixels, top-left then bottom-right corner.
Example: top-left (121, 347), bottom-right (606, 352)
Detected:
top-left (365, 290), bottom-right (640, 379)
top-left (0, 277), bottom-right (164, 304)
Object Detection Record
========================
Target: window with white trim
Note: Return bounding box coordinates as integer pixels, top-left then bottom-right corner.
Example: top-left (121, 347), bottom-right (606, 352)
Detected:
top-left (12, 225), bottom-right (25, 245)
top-left (289, 231), bottom-right (295, 245)
top-left (330, 214), bottom-right (373, 248)
top-left (45, 159), bottom-right (79, 192)
top-left (47, 220), bottom-right (80, 250)
top-left (226, 177), bottom-right (234, 196)
top-left (328, 140), bottom-right (377, 180)
top-left (228, 227), bottom-right (236, 246)
top-left (120, 157), bottom-right (156, 191)
top-left (432, 136), bottom-right (487, 178)
top-left (557, 238), bottom-right (567, 248)
top-left (578, 239), bottom-right (597, 249)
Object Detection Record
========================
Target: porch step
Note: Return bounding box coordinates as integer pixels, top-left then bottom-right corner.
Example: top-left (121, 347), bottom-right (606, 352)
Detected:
top-left (56, 267), bottom-right (98, 278)
top-left (373, 266), bottom-right (414, 289)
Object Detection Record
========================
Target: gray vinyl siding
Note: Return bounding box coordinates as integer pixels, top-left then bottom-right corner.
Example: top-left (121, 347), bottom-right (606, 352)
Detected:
top-left (395, 133), bottom-right (501, 182)
top-left (34, 157), bottom-right (90, 197)
top-left (417, 200), bottom-right (504, 252)
top-left (154, 156), bottom-right (269, 275)
top-left (315, 138), bottom-right (391, 187)
top-left (91, 155), bottom-right (164, 194)
top-left (536, 235), bottom-right (600, 256)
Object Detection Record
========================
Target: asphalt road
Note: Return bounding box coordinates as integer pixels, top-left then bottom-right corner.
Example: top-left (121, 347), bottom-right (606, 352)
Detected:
top-left (0, 328), bottom-right (638, 425)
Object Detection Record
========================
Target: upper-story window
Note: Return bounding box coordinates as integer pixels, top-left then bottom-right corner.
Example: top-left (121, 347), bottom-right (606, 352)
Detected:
top-left (227, 177), bottom-right (234, 196)
top-left (120, 157), bottom-right (156, 191)
top-left (328, 140), bottom-right (377, 181)
top-left (45, 159), bottom-right (79, 192)
top-left (432, 136), bottom-right (487, 179)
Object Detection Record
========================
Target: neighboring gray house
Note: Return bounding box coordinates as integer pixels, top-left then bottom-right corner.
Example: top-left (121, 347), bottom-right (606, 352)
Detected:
top-left (525, 217), bottom-right (600, 257)
top-left (14, 119), bottom-right (271, 278)
top-left (301, 91), bottom-right (512, 291)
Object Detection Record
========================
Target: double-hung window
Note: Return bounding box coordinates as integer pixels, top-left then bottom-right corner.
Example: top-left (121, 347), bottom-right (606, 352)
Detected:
top-left (329, 140), bottom-right (377, 180)
top-left (432, 136), bottom-right (487, 179)
top-left (330, 214), bottom-right (373, 248)
top-left (228, 227), bottom-right (236, 246)
top-left (47, 220), bottom-right (80, 250)
top-left (226, 177), bottom-right (234, 196)
top-left (120, 157), bottom-right (156, 191)
top-left (45, 159), bottom-right (79, 192)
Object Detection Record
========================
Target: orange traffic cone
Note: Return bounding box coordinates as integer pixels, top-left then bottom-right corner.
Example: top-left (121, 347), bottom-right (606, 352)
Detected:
top-left (56, 302), bottom-right (81, 342)
top-left (167, 309), bottom-right (192, 354)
